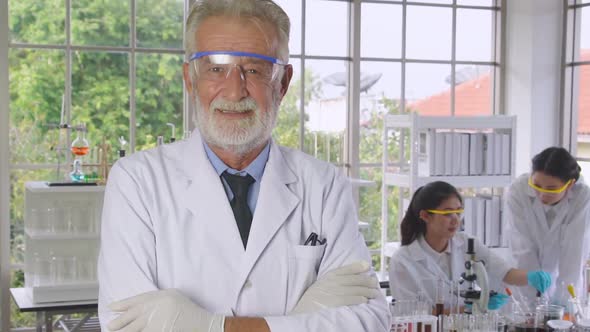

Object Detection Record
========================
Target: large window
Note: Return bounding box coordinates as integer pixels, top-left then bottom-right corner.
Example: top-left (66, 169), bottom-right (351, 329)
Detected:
top-left (5, 0), bottom-right (186, 328)
top-left (564, 1), bottom-right (590, 178)
top-left (357, 0), bottom-right (502, 269)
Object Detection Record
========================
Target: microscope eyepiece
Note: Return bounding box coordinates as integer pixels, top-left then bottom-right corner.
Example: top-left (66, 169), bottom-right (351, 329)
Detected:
top-left (467, 238), bottom-right (475, 255)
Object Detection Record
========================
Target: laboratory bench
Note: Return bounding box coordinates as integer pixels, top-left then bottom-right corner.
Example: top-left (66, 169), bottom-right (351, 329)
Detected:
top-left (10, 287), bottom-right (99, 332)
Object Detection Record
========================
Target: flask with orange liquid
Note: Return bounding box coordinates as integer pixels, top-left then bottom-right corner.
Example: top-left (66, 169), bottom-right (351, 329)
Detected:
top-left (70, 124), bottom-right (89, 182)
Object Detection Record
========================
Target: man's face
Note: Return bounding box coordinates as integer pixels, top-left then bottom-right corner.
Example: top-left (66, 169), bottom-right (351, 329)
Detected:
top-left (183, 16), bottom-right (292, 154)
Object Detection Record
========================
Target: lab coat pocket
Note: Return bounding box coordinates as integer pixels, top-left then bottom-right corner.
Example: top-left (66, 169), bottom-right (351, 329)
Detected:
top-left (288, 243), bottom-right (327, 261)
top-left (286, 244), bottom-right (326, 310)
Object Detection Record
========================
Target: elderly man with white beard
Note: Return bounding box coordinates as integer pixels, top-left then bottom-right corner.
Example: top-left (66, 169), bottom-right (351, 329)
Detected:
top-left (97, 1), bottom-right (391, 331)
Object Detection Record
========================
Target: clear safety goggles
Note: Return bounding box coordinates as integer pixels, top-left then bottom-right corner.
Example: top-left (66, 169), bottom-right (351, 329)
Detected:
top-left (426, 209), bottom-right (464, 219)
top-left (528, 177), bottom-right (572, 194)
top-left (188, 51), bottom-right (287, 85)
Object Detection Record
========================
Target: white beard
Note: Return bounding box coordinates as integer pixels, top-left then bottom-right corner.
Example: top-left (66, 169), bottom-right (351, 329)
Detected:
top-left (193, 96), bottom-right (278, 156)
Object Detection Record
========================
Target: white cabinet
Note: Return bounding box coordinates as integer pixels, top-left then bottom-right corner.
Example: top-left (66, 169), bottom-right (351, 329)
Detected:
top-left (24, 181), bottom-right (104, 303)
top-left (379, 113), bottom-right (516, 278)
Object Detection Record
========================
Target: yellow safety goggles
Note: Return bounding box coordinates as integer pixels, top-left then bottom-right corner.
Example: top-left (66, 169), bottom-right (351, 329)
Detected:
top-left (528, 178), bottom-right (572, 194)
top-left (426, 209), bottom-right (464, 218)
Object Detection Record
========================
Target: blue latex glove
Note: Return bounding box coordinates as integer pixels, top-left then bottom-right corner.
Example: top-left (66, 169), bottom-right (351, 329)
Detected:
top-left (527, 270), bottom-right (552, 293)
top-left (488, 293), bottom-right (509, 310)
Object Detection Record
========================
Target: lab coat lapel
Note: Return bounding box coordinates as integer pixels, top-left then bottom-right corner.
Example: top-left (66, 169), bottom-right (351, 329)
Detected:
top-left (531, 198), bottom-right (550, 233)
top-left (239, 141), bottom-right (300, 282)
top-left (530, 194), bottom-right (567, 271)
top-left (551, 196), bottom-right (570, 230)
top-left (175, 132), bottom-right (246, 260)
top-left (408, 239), bottom-right (447, 279)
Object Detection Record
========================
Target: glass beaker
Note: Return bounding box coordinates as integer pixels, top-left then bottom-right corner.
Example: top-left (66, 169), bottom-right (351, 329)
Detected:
top-left (77, 258), bottom-right (96, 282)
top-left (535, 304), bottom-right (565, 329)
top-left (50, 206), bottom-right (70, 234)
top-left (565, 298), bottom-right (581, 323)
top-left (546, 319), bottom-right (572, 330)
top-left (576, 318), bottom-right (590, 331)
top-left (33, 253), bottom-right (51, 286)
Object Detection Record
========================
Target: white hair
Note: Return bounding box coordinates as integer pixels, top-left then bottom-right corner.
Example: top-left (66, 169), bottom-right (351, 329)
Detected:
top-left (185, 0), bottom-right (290, 63)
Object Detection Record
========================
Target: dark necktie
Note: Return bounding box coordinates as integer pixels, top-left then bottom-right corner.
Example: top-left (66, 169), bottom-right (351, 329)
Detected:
top-left (222, 171), bottom-right (255, 249)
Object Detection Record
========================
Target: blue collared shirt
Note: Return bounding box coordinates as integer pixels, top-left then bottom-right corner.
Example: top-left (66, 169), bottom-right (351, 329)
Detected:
top-left (203, 142), bottom-right (270, 214)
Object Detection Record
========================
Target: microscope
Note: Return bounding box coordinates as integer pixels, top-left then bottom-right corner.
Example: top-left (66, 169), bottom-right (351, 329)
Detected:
top-left (459, 238), bottom-right (491, 314)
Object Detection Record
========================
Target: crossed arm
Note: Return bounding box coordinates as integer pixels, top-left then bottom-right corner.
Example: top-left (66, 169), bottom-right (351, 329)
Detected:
top-left (106, 262), bottom-right (380, 332)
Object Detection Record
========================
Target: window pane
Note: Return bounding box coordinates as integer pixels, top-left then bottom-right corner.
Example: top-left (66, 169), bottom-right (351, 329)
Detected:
top-left (9, 0), bottom-right (65, 44)
top-left (305, 0), bottom-right (348, 57)
top-left (9, 49), bottom-right (65, 165)
top-left (10, 169), bottom-right (56, 266)
top-left (360, 61), bottom-right (401, 163)
top-left (577, 65), bottom-right (590, 180)
top-left (274, 58), bottom-right (302, 149)
top-left (72, 0), bottom-right (130, 46)
top-left (361, 3), bottom-right (402, 58)
top-left (358, 168), bottom-right (384, 248)
top-left (456, 9), bottom-right (494, 62)
top-left (304, 59), bottom-right (348, 163)
top-left (137, 0), bottom-right (183, 49)
top-left (72, 52), bottom-right (129, 158)
top-left (455, 65), bottom-right (493, 116)
top-left (405, 63), bottom-right (451, 115)
top-left (274, 0), bottom-right (302, 55)
top-left (406, 5), bottom-right (452, 60)
top-left (457, 0), bottom-right (495, 6)
top-left (136, 54), bottom-right (184, 150)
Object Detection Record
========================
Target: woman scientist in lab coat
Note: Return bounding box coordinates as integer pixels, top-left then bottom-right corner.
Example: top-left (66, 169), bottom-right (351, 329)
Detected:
top-left (388, 181), bottom-right (551, 310)
top-left (506, 147), bottom-right (590, 305)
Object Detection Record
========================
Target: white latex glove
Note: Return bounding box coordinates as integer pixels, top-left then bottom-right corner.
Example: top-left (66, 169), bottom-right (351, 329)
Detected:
top-left (107, 289), bottom-right (224, 332)
top-left (291, 260), bottom-right (381, 314)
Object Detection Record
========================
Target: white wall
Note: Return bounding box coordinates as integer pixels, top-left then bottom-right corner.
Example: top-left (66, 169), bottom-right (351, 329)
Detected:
top-left (504, 0), bottom-right (564, 176)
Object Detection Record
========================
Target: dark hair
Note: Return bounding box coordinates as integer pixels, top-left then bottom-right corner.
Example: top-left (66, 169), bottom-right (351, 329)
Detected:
top-left (532, 147), bottom-right (581, 182)
top-left (400, 181), bottom-right (462, 246)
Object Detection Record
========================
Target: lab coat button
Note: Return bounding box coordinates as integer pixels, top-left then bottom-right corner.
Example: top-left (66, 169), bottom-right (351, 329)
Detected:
top-left (244, 280), bottom-right (252, 289)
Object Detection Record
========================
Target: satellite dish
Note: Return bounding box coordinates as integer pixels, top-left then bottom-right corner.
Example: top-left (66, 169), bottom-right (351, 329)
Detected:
top-left (323, 72), bottom-right (382, 94)
top-left (360, 73), bottom-right (382, 93)
top-left (446, 66), bottom-right (488, 85)
top-left (323, 72), bottom-right (347, 86)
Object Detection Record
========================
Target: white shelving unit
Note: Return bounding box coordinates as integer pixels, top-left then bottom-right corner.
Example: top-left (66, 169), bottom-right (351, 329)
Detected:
top-left (379, 113), bottom-right (517, 278)
top-left (24, 181), bottom-right (104, 303)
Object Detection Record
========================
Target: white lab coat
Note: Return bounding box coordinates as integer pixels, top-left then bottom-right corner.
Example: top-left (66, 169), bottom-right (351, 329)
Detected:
top-left (97, 131), bottom-right (390, 332)
top-left (505, 173), bottom-right (590, 304)
top-left (388, 233), bottom-right (512, 305)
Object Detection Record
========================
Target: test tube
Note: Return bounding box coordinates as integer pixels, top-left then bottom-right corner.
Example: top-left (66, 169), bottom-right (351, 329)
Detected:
top-left (435, 278), bottom-right (445, 316)
top-left (435, 278), bottom-right (445, 331)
